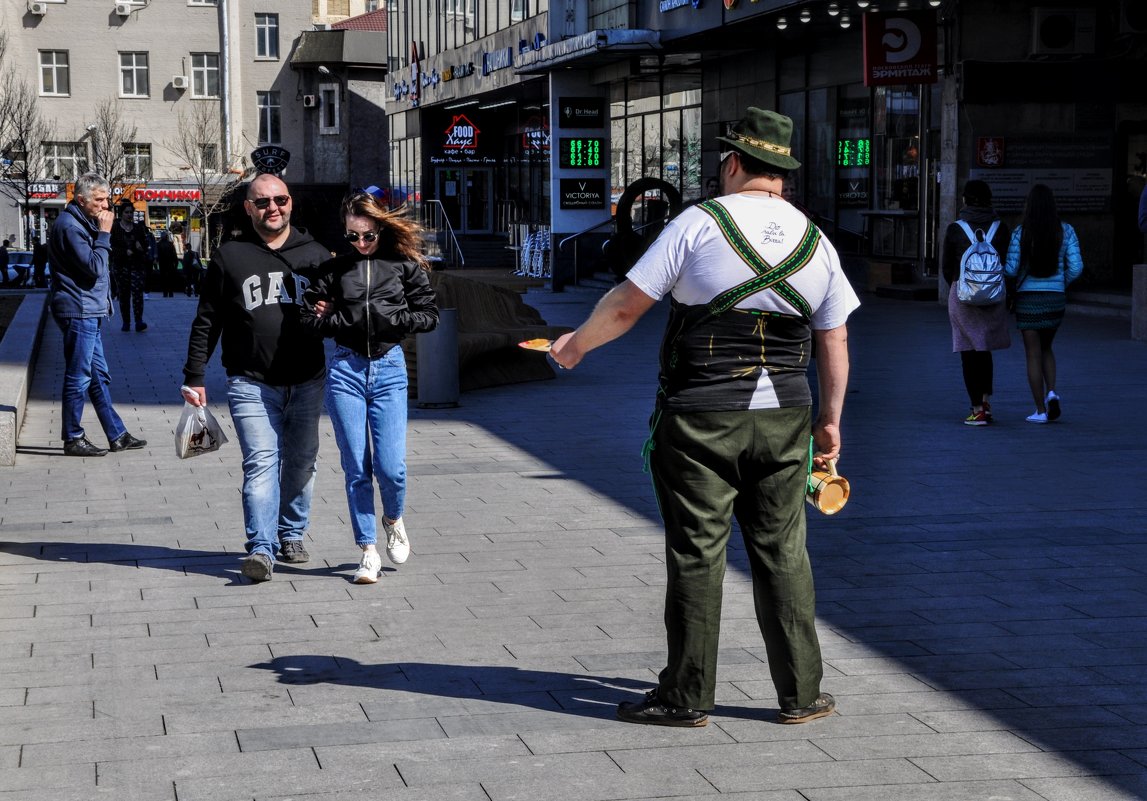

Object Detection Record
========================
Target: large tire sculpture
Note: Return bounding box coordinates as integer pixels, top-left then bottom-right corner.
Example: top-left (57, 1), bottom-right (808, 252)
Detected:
top-left (604, 178), bottom-right (683, 280)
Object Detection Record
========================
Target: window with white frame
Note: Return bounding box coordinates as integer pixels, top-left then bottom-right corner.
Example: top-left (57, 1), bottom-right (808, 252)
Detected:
top-left (190, 53), bottom-right (220, 98)
top-left (255, 13), bottom-right (279, 59)
top-left (511, 0), bottom-right (526, 22)
top-left (43, 142), bottom-right (86, 180)
top-left (319, 85), bottom-right (339, 135)
top-left (365, 0), bottom-right (380, 10)
top-left (123, 143), bottom-right (152, 179)
top-left (39, 50), bottom-right (70, 96)
top-left (119, 52), bottom-right (149, 98)
top-left (256, 91), bottom-right (281, 144)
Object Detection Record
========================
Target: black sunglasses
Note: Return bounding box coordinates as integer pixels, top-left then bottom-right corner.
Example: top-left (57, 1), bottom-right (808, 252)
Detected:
top-left (344, 230), bottom-right (379, 243)
top-left (250, 195), bottom-right (290, 210)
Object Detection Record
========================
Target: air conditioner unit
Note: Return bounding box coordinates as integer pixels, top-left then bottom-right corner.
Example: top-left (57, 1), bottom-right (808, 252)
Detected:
top-left (302, 94), bottom-right (318, 108)
top-left (28, 1), bottom-right (47, 15)
top-left (1121, 0), bottom-right (1147, 34)
top-left (1031, 8), bottom-right (1096, 55)
top-left (114, 2), bottom-right (134, 16)
top-left (172, 75), bottom-right (189, 90)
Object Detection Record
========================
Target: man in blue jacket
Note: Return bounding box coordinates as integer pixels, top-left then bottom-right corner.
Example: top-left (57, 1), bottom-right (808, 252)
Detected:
top-left (48, 173), bottom-right (147, 457)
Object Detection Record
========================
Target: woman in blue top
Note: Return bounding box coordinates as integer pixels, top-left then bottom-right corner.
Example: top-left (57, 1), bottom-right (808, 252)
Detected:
top-left (1004, 184), bottom-right (1084, 424)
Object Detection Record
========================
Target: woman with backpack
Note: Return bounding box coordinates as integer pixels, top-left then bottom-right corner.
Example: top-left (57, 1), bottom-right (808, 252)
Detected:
top-left (942, 180), bottom-right (1010, 426)
top-left (1004, 183), bottom-right (1084, 424)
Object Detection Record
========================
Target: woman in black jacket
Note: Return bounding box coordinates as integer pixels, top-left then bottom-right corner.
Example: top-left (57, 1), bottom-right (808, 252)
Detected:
top-left (304, 191), bottom-right (438, 584)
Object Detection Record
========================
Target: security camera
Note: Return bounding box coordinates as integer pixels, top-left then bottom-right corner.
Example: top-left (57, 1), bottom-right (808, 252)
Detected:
top-left (317, 65), bottom-right (331, 76)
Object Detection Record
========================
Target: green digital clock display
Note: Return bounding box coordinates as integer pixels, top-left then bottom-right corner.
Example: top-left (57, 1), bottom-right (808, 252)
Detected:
top-left (559, 137), bottom-right (604, 169)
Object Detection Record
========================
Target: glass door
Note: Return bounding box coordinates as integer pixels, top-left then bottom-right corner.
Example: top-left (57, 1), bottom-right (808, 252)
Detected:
top-left (435, 167), bottom-right (492, 233)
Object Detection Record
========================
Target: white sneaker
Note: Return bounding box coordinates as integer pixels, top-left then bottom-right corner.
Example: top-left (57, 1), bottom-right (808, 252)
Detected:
top-left (1026, 411), bottom-right (1049, 424)
top-left (383, 518), bottom-right (410, 564)
top-left (353, 549), bottom-right (382, 584)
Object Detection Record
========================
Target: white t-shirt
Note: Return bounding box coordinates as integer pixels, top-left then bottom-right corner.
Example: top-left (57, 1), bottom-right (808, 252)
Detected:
top-left (626, 194), bottom-right (860, 411)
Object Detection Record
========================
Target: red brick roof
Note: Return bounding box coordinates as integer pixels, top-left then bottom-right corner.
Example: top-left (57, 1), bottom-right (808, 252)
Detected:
top-left (330, 9), bottom-right (387, 31)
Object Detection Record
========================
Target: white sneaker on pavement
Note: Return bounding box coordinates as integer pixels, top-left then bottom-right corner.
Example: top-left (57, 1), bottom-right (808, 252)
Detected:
top-left (353, 548), bottom-right (382, 584)
top-left (383, 518), bottom-right (410, 564)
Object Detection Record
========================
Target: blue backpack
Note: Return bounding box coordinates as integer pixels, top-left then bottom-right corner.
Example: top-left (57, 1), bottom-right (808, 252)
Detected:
top-left (955, 220), bottom-right (1005, 306)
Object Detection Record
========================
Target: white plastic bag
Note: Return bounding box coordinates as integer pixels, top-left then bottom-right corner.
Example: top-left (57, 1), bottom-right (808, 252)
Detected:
top-left (175, 401), bottom-right (228, 459)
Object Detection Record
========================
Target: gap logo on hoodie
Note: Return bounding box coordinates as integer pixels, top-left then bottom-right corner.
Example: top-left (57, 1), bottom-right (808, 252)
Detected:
top-left (242, 271), bottom-right (311, 311)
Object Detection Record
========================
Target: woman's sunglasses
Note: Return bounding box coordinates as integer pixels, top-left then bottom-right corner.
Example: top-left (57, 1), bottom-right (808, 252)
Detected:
top-left (344, 230), bottom-right (379, 243)
top-left (250, 195), bottom-right (290, 210)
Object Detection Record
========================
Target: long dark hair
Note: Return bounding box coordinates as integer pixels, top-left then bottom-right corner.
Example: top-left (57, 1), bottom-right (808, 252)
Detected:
top-left (1018, 184), bottom-right (1063, 278)
top-left (339, 191), bottom-right (428, 270)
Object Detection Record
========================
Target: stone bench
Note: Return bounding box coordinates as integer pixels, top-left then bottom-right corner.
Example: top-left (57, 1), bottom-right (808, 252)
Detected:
top-left (0, 293), bottom-right (49, 466)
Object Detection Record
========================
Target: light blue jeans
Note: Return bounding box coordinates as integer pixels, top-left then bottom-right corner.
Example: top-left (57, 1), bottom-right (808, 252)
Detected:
top-left (325, 345), bottom-right (408, 546)
top-left (226, 376), bottom-right (323, 558)
top-left (54, 315), bottom-right (127, 443)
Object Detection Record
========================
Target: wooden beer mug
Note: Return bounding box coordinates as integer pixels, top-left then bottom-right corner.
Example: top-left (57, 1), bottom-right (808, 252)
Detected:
top-left (806, 440), bottom-right (850, 515)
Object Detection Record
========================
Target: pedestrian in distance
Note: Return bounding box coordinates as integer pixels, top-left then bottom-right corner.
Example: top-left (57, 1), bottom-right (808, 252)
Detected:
top-left (302, 190), bottom-right (438, 584)
top-left (550, 107), bottom-right (859, 727)
top-left (941, 179), bottom-right (1010, 426)
top-left (1004, 183), bottom-right (1084, 424)
top-left (156, 231), bottom-right (179, 297)
top-left (47, 172), bottom-right (147, 457)
top-left (32, 239), bottom-right (50, 288)
top-left (181, 173), bottom-right (330, 583)
top-left (110, 203), bottom-right (149, 331)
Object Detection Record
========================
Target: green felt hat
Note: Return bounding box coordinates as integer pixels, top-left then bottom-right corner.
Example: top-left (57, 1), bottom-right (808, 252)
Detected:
top-left (717, 107), bottom-right (801, 171)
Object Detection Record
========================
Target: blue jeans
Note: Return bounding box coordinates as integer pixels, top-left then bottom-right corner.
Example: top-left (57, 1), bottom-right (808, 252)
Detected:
top-left (54, 315), bottom-right (127, 443)
top-left (325, 346), bottom-right (408, 546)
top-left (226, 376), bottom-right (323, 558)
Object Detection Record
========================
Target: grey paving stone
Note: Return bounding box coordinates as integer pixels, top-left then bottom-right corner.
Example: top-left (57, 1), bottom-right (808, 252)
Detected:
top-left (0, 762), bottom-right (94, 792)
top-left (480, 763), bottom-right (719, 801)
top-left (1020, 774), bottom-right (1147, 801)
top-left (913, 706), bottom-right (1132, 733)
top-left (815, 730), bottom-right (1040, 760)
top-left (261, 786), bottom-right (489, 801)
top-left (911, 751), bottom-right (1146, 782)
top-left (237, 716), bottom-right (445, 751)
top-left (22, 730), bottom-right (238, 766)
top-left (802, 780), bottom-right (1048, 801)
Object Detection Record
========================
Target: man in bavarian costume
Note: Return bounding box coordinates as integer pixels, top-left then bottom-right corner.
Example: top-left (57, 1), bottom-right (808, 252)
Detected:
top-left (550, 107), bottom-right (859, 726)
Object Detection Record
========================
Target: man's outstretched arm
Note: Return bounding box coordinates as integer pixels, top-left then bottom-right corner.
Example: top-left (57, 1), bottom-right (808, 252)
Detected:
top-left (549, 280), bottom-right (658, 369)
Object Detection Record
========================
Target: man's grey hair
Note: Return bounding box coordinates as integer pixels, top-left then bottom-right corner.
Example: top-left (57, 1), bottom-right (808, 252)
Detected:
top-left (74, 172), bottom-right (110, 199)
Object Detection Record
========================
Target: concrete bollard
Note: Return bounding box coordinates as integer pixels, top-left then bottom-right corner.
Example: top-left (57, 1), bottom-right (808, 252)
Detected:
top-left (416, 307), bottom-right (459, 408)
top-left (1134, 265), bottom-right (1147, 342)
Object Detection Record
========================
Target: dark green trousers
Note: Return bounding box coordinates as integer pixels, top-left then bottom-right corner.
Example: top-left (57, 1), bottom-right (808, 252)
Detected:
top-left (649, 406), bottom-right (824, 711)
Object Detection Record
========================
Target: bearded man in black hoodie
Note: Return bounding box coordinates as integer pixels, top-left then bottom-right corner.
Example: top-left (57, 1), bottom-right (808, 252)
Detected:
top-left (181, 174), bottom-right (331, 582)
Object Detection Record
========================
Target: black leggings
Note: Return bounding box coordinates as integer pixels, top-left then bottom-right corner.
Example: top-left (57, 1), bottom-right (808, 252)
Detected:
top-left (960, 350), bottom-right (993, 406)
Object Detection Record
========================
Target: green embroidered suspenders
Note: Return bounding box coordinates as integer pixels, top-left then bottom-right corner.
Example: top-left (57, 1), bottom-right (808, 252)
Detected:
top-left (696, 199), bottom-right (817, 320)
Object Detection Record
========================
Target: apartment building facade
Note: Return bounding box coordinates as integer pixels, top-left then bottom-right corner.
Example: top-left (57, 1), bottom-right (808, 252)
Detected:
top-left (0, 0), bottom-right (323, 249)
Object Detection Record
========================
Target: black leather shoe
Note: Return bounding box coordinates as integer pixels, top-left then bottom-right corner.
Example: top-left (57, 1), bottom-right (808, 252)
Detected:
top-left (64, 437), bottom-right (108, 457)
top-left (778, 692), bottom-right (836, 724)
top-left (108, 432), bottom-right (147, 452)
top-left (617, 689), bottom-right (708, 727)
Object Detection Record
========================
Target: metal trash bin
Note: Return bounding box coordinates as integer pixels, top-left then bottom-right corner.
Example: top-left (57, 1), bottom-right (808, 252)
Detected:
top-left (416, 307), bottom-right (459, 408)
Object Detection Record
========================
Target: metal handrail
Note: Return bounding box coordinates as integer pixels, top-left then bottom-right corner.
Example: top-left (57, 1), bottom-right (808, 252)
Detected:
top-left (558, 217), bottom-right (613, 252)
top-left (419, 199), bottom-right (465, 268)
